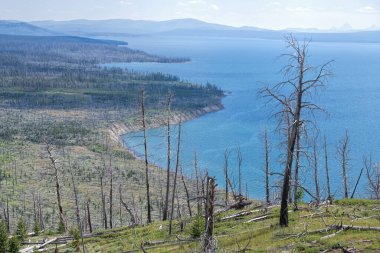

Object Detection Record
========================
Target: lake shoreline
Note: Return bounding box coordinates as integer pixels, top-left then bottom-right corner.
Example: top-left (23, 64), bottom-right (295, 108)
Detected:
top-left (109, 103), bottom-right (224, 160)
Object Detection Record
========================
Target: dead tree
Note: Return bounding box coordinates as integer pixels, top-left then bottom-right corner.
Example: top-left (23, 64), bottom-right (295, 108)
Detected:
top-left (313, 137), bottom-right (320, 204)
top-left (324, 135), bottom-right (332, 202)
top-left (109, 165), bottom-right (114, 229)
top-left (203, 177), bottom-right (216, 253)
top-left (237, 147), bottom-right (243, 196)
top-left (194, 152), bottom-right (201, 215)
top-left (141, 90), bottom-right (152, 224)
top-left (293, 131), bottom-right (301, 210)
top-left (351, 168), bottom-right (363, 199)
top-left (364, 155), bottom-right (380, 199)
top-left (169, 119), bottom-right (182, 234)
top-left (69, 164), bottom-right (86, 253)
top-left (46, 144), bottom-right (65, 232)
top-left (86, 199), bottom-right (92, 233)
top-left (97, 166), bottom-right (107, 229)
top-left (260, 34), bottom-right (332, 226)
top-left (224, 148), bottom-right (230, 206)
top-left (337, 131), bottom-right (350, 198)
top-left (180, 166), bottom-right (192, 217)
top-left (264, 129), bottom-right (270, 205)
top-left (163, 92), bottom-right (172, 221)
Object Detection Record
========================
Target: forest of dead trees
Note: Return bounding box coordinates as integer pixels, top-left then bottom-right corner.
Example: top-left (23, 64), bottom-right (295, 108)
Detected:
top-left (0, 34), bottom-right (379, 252)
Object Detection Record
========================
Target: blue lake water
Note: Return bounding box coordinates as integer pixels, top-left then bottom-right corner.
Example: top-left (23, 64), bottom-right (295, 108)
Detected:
top-left (110, 36), bottom-right (380, 200)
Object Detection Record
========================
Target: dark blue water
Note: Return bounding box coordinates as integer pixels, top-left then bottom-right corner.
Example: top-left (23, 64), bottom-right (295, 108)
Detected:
top-left (112, 36), bottom-right (380, 200)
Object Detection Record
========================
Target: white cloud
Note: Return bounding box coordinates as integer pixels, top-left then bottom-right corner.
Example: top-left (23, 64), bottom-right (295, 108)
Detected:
top-left (356, 6), bottom-right (378, 14)
top-left (119, 0), bottom-right (133, 6)
top-left (285, 7), bottom-right (312, 12)
top-left (188, 0), bottom-right (207, 4)
top-left (211, 4), bottom-right (219, 11)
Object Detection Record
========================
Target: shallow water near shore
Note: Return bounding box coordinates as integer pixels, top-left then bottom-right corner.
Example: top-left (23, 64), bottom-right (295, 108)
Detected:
top-left (108, 36), bottom-right (380, 200)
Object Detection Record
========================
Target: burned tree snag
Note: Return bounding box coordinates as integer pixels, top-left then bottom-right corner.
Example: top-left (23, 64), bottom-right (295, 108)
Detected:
top-left (203, 177), bottom-right (216, 253)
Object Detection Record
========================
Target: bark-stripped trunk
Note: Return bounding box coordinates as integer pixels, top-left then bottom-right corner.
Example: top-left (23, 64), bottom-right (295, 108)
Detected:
top-left (203, 177), bottom-right (216, 253)
top-left (169, 120), bottom-right (181, 234)
top-left (293, 131), bottom-right (300, 210)
top-left (180, 168), bottom-right (192, 217)
top-left (313, 139), bottom-right (320, 204)
top-left (99, 171), bottom-right (107, 229)
top-left (163, 94), bottom-right (171, 221)
top-left (70, 168), bottom-right (86, 253)
top-left (109, 165), bottom-right (113, 229)
top-left (340, 132), bottom-right (349, 198)
top-left (87, 200), bottom-right (92, 233)
top-left (264, 129), bottom-right (270, 205)
top-left (47, 145), bottom-right (65, 232)
top-left (324, 136), bottom-right (332, 202)
top-left (141, 90), bottom-right (152, 223)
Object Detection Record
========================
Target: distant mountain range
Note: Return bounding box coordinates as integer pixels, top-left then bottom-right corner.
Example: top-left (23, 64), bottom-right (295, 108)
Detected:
top-left (0, 18), bottom-right (379, 43)
top-left (0, 20), bottom-right (58, 36)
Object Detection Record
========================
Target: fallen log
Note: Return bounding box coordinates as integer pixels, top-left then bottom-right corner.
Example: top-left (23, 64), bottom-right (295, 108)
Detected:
top-left (245, 215), bottom-right (269, 223)
top-left (220, 209), bottom-right (261, 221)
top-left (310, 225), bottom-right (380, 234)
top-left (20, 237), bottom-right (57, 253)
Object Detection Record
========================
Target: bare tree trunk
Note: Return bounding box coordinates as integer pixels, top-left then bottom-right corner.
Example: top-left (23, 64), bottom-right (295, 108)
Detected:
top-left (86, 199), bottom-right (92, 233)
top-left (293, 131), bottom-right (300, 210)
top-left (339, 131), bottom-right (350, 198)
top-left (163, 93), bottom-right (172, 221)
top-left (141, 90), bottom-right (152, 224)
top-left (324, 135), bottom-right (332, 202)
top-left (203, 177), bottom-right (216, 253)
top-left (285, 113), bottom-right (293, 205)
top-left (180, 167), bottom-right (192, 217)
top-left (264, 129), bottom-right (270, 205)
top-left (236, 147), bottom-right (243, 196)
top-left (169, 119), bottom-right (182, 234)
top-left (46, 145), bottom-right (65, 232)
top-left (224, 149), bottom-right (230, 206)
top-left (313, 138), bottom-right (320, 204)
top-left (69, 166), bottom-right (86, 253)
top-left (364, 155), bottom-right (380, 199)
top-left (99, 169), bottom-right (107, 229)
top-left (109, 166), bottom-right (113, 229)
top-left (351, 168), bottom-right (363, 199)
top-left (194, 152), bottom-right (201, 215)
top-left (119, 185), bottom-right (123, 226)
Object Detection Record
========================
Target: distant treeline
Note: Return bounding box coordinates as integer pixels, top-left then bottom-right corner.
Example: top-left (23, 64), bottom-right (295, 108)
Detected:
top-left (0, 34), bottom-right (222, 110)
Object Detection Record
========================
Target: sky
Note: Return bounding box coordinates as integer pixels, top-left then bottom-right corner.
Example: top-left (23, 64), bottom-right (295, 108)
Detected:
top-left (1, 0), bottom-right (380, 30)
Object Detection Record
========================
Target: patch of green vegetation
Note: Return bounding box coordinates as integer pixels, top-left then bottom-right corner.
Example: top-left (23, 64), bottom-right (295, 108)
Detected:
top-left (335, 198), bottom-right (380, 206)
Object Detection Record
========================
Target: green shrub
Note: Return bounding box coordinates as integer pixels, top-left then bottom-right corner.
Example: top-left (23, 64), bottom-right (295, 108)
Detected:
top-left (33, 220), bottom-right (41, 236)
top-left (16, 218), bottom-right (27, 242)
top-left (8, 236), bottom-right (20, 253)
top-left (69, 227), bottom-right (81, 252)
top-left (190, 215), bottom-right (204, 239)
top-left (335, 198), bottom-right (380, 206)
top-left (57, 221), bottom-right (65, 234)
top-left (0, 220), bottom-right (8, 253)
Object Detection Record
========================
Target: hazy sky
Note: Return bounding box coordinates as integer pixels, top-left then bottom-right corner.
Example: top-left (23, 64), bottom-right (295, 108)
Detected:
top-left (1, 0), bottom-right (379, 30)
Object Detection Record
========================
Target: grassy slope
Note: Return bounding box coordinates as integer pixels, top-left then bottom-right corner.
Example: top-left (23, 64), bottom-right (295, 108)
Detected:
top-left (33, 200), bottom-right (380, 252)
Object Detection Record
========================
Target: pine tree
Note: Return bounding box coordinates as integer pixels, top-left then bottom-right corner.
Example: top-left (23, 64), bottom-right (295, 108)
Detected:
top-left (16, 218), bottom-right (27, 242)
top-left (8, 236), bottom-right (20, 253)
top-left (0, 220), bottom-right (8, 253)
